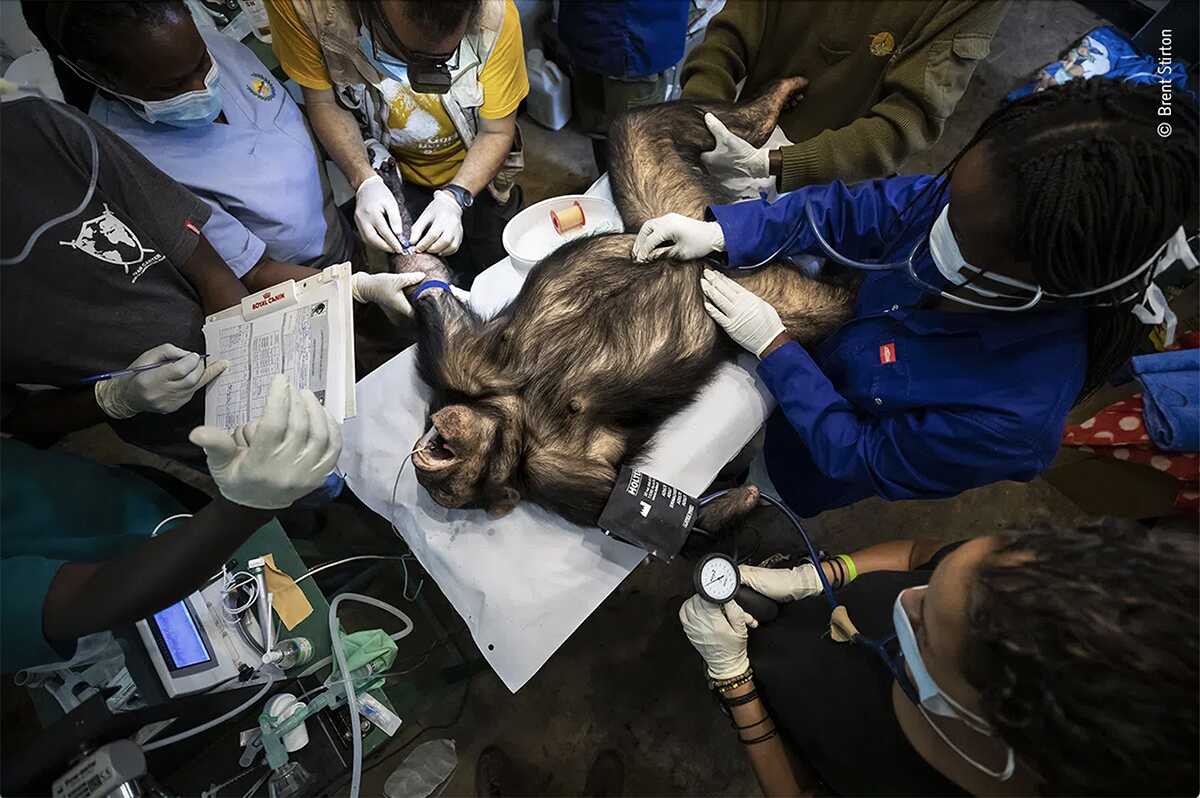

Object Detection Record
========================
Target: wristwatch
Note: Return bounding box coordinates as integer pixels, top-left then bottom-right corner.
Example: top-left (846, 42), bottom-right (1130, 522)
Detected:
top-left (441, 183), bottom-right (474, 209)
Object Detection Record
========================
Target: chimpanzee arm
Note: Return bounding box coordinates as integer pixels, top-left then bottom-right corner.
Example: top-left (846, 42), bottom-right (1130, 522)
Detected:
top-left (524, 448), bottom-right (619, 528)
top-left (412, 288), bottom-right (510, 400)
top-left (374, 156), bottom-right (454, 282)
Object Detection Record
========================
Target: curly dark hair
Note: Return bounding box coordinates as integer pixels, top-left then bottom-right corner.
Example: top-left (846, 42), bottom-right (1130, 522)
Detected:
top-left (961, 524), bottom-right (1199, 795)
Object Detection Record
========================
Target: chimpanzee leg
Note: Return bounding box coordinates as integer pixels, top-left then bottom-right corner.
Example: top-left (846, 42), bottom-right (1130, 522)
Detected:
top-left (607, 78), bottom-right (807, 227)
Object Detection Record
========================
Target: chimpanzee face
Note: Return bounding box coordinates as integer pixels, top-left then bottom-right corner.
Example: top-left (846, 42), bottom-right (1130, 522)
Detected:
top-left (412, 403), bottom-right (521, 517)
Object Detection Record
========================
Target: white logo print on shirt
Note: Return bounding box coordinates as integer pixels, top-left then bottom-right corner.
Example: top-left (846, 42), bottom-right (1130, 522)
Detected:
top-left (59, 203), bottom-right (164, 283)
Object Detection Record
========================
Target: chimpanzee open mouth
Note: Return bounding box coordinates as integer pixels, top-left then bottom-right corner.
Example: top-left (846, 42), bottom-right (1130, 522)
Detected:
top-left (412, 424), bottom-right (459, 472)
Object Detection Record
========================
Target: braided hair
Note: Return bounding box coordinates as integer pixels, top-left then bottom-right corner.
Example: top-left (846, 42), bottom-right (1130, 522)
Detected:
top-left (962, 524), bottom-right (1199, 795)
top-left (900, 79), bottom-right (1198, 401)
top-left (21, 1), bottom-right (185, 111)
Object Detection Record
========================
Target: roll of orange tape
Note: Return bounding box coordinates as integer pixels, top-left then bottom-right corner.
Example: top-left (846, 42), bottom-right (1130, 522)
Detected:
top-left (551, 201), bottom-right (586, 235)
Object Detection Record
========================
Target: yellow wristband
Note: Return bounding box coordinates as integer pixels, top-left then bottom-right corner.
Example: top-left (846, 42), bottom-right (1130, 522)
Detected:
top-left (837, 554), bottom-right (857, 583)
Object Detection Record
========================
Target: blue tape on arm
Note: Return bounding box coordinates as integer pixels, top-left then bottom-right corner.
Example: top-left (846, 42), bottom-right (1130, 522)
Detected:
top-left (412, 280), bottom-right (451, 300)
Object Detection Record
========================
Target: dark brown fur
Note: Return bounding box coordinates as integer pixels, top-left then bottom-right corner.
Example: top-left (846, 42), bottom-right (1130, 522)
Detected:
top-left (409, 79), bottom-right (854, 526)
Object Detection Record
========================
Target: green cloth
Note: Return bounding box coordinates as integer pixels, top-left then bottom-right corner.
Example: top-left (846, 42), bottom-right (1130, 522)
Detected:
top-left (1, 440), bottom-right (186, 671)
top-left (681, 0), bottom-right (1011, 189)
top-left (332, 628), bottom-right (398, 681)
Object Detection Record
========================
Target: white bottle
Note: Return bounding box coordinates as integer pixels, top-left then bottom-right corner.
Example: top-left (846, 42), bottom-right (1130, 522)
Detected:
top-left (525, 49), bottom-right (571, 131)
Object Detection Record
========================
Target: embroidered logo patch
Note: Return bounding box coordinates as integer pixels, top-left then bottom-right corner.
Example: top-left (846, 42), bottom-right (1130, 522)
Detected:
top-left (879, 342), bottom-right (897, 364)
top-left (248, 73), bottom-right (276, 101)
top-left (58, 203), bottom-right (163, 283)
top-left (869, 31), bottom-right (896, 57)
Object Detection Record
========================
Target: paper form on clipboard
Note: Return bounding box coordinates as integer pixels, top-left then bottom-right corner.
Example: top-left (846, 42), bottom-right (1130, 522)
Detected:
top-left (202, 262), bottom-right (356, 429)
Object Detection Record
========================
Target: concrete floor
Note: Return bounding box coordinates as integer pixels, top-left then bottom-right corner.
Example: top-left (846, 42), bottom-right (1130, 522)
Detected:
top-left (9, 2), bottom-right (1114, 795)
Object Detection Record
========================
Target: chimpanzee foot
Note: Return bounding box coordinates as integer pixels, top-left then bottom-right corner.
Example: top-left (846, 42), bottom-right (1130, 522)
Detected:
top-left (697, 484), bottom-right (761, 533)
top-left (702, 77), bottom-right (808, 149)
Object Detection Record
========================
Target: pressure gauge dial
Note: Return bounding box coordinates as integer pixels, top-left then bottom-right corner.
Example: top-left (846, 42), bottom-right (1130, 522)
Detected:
top-left (695, 552), bottom-right (740, 604)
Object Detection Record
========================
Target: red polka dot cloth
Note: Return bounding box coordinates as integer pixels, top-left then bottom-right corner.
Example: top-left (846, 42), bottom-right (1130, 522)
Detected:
top-left (1064, 401), bottom-right (1200, 513)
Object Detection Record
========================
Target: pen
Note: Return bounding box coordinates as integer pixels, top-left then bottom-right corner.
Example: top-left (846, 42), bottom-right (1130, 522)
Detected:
top-left (80, 354), bottom-right (209, 384)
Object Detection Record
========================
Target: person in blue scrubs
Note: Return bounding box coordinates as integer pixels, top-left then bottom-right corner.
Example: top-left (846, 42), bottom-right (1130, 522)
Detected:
top-left (23, 0), bottom-right (353, 292)
top-left (2, 375), bottom-right (341, 673)
top-left (557, 0), bottom-right (689, 173)
top-left (633, 79), bottom-right (1199, 517)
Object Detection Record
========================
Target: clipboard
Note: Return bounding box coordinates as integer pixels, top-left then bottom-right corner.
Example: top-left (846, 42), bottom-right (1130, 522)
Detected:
top-left (202, 262), bottom-right (356, 429)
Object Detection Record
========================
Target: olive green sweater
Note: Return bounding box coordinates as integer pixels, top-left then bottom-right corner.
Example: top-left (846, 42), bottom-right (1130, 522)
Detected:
top-left (681, 0), bottom-right (1011, 190)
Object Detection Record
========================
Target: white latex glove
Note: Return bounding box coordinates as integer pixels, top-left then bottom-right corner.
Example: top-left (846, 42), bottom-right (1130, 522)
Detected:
top-left (632, 213), bottom-right (725, 262)
top-left (412, 190), bottom-right (464, 256)
top-left (679, 594), bottom-right (757, 680)
top-left (95, 343), bottom-right (228, 420)
top-left (701, 269), bottom-right (786, 357)
top-left (188, 374), bottom-right (343, 510)
top-left (351, 271), bottom-right (427, 324)
top-left (739, 563), bottom-right (823, 602)
top-left (354, 174), bottom-right (407, 253)
top-left (701, 113), bottom-right (773, 195)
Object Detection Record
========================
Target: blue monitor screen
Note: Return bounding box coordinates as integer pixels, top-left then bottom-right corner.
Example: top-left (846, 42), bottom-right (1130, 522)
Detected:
top-left (152, 600), bottom-right (211, 670)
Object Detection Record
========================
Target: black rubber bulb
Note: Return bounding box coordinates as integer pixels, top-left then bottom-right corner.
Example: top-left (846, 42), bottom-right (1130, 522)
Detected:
top-left (734, 585), bottom-right (779, 624)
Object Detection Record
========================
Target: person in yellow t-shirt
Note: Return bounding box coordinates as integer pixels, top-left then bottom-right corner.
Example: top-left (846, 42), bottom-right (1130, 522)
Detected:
top-left (265, 0), bottom-right (528, 278)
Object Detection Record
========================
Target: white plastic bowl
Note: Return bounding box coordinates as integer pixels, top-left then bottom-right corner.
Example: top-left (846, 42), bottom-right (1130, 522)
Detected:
top-left (502, 194), bottom-right (624, 273)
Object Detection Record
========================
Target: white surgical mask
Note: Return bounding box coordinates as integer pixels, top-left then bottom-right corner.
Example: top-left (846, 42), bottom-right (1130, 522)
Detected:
top-left (893, 587), bottom-right (1016, 781)
top-left (928, 204), bottom-right (1197, 341)
top-left (929, 204), bottom-right (1040, 295)
top-left (60, 56), bottom-right (223, 128)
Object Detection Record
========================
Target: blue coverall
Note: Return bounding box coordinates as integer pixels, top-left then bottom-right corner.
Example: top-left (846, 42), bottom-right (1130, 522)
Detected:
top-left (709, 176), bottom-right (1088, 516)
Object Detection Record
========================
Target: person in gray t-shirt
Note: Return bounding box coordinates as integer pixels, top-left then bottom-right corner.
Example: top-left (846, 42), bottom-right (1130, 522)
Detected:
top-left (1, 96), bottom-right (252, 464)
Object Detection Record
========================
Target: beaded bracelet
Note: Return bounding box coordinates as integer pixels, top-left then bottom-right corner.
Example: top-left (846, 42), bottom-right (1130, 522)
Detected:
top-left (710, 668), bottom-right (754, 693)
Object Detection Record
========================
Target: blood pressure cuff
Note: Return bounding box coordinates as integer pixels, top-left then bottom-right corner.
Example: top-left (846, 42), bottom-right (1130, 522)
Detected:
top-left (597, 466), bottom-right (697, 562)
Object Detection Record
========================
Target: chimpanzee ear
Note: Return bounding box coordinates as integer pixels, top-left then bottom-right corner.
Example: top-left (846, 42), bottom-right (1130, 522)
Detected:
top-left (485, 486), bottom-right (521, 518)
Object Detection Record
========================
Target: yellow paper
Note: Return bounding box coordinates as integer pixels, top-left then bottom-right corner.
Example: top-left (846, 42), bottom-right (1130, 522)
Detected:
top-left (262, 553), bottom-right (313, 631)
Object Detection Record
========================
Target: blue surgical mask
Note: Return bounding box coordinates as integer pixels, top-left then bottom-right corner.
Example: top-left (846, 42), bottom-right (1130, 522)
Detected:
top-left (61, 56), bottom-right (223, 128)
top-left (893, 587), bottom-right (1016, 781)
top-left (358, 24), bottom-right (409, 82)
